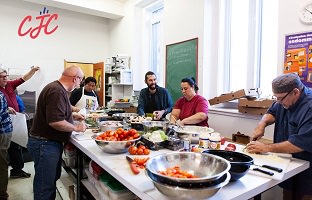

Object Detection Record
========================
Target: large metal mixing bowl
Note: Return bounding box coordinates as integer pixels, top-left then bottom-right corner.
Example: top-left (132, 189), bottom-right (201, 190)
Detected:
top-left (152, 172), bottom-right (230, 199)
top-left (175, 126), bottom-right (214, 143)
top-left (145, 152), bottom-right (230, 186)
top-left (91, 134), bottom-right (140, 154)
top-left (142, 120), bottom-right (169, 133)
top-left (99, 121), bottom-right (123, 132)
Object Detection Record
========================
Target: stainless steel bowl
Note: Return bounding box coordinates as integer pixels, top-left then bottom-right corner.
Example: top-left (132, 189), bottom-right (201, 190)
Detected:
top-left (145, 152), bottom-right (230, 186)
top-left (99, 121), bottom-right (123, 132)
top-left (112, 113), bottom-right (138, 120)
top-left (175, 126), bottom-right (214, 143)
top-left (152, 172), bottom-right (230, 199)
top-left (142, 121), bottom-right (169, 133)
top-left (91, 134), bottom-right (141, 154)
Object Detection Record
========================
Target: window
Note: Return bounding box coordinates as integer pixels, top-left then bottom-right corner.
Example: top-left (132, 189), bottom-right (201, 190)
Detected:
top-left (219, 0), bottom-right (278, 96)
top-left (141, 1), bottom-right (164, 85)
top-left (151, 7), bottom-right (163, 78)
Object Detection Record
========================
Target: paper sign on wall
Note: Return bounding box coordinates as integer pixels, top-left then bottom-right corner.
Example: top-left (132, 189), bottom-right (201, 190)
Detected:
top-left (284, 32), bottom-right (312, 87)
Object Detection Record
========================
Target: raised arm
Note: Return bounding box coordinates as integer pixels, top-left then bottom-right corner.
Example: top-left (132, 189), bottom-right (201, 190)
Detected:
top-left (22, 66), bottom-right (40, 81)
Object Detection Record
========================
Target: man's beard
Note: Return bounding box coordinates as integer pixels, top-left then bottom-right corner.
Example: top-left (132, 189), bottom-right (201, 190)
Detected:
top-left (148, 84), bottom-right (156, 90)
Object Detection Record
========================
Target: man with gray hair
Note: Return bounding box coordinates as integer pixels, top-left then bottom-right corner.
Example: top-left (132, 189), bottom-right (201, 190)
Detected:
top-left (246, 73), bottom-right (312, 199)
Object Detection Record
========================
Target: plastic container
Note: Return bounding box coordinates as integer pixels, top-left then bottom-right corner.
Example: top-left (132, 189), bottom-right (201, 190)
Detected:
top-left (89, 160), bottom-right (105, 180)
top-left (95, 182), bottom-right (109, 200)
top-left (199, 132), bottom-right (210, 148)
top-left (63, 156), bottom-right (77, 168)
top-left (85, 169), bottom-right (97, 186)
top-left (98, 173), bottom-right (114, 194)
top-left (209, 132), bottom-right (221, 150)
top-left (107, 180), bottom-right (135, 200)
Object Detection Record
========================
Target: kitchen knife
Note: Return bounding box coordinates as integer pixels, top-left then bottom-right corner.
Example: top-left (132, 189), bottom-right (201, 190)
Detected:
top-left (126, 156), bottom-right (140, 175)
top-left (254, 164), bottom-right (283, 173)
top-left (252, 167), bottom-right (274, 176)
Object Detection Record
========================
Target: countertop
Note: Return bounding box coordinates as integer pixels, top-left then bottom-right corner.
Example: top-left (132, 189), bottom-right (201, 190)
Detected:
top-left (70, 131), bottom-right (310, 200)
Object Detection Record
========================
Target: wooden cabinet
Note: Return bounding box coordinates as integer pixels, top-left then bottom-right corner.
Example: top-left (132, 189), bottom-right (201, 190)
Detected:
top-left (64, 60), bottom-right (105, 106)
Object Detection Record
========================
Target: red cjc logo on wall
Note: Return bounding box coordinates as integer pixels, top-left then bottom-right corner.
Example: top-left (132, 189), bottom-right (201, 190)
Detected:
top-left (18, 7), bottom-right (59, 39)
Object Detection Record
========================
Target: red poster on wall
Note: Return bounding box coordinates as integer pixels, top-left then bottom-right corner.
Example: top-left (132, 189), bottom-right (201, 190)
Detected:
top-left (284, 32), bottom-right (312, 87)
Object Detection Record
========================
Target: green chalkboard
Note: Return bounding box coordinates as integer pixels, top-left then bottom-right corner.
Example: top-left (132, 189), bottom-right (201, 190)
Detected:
top-left (165, 38), bottom-right (198, 103)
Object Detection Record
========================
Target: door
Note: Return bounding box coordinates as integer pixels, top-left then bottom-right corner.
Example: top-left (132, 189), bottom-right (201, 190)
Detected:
top-left (93, 62), bottom-right (104, 107)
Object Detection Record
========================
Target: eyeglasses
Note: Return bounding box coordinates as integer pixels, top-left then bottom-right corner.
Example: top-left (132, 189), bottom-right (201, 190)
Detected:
top-left (273, 90), bottom-right (292, 103)
top-left (76, 76), bottom-right (82, 81)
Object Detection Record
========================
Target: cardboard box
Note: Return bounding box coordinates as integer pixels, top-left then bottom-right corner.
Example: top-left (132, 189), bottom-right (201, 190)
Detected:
top-left (208, 89), bottom-right (246, 105)
top-left (232, 132), bottom-right (250, 145)
top-left (238, 106), bottom-right (268, 115)
top-left (238, 98), bottom-right (274, 108)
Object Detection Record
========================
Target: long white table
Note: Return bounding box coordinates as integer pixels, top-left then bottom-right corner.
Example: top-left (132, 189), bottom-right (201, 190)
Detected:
top-left (70, 136), bottom-right (309, 200)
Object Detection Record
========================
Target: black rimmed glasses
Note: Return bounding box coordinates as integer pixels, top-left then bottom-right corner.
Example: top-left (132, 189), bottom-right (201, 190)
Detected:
top-left (273, 90), bottom-right (293, 103)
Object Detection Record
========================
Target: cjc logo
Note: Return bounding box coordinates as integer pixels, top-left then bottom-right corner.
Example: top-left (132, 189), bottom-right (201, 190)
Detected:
top-left (18, 7), bottom-right (59, 39)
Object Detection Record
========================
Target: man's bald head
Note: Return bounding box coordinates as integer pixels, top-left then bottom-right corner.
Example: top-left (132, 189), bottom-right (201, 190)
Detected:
top-left (62, 65), bottom-right (83, 77)
top-left (59, 65), bottom-right (84, 92)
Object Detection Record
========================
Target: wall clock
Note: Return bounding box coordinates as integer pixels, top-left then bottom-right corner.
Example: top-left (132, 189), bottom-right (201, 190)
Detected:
top-left (300, 3), bottom-right (312, 24)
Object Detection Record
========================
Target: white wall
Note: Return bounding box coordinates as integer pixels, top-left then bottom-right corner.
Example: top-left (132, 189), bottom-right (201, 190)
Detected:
top-left (2, 0), bottom-right (312, 136)
top-left (277, 0), bottom-right (312, 75)
top-left (163, 0), bottom-right (205, 94)
top-left (0, 0), bottom-right (110, 96)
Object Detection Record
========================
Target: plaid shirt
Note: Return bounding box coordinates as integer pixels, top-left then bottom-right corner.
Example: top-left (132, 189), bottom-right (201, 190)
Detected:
top-left (0, 91), bottom-right (13, 134)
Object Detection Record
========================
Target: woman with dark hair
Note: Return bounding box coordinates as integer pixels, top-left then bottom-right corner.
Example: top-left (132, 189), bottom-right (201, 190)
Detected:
top-left (170, 77), bottom-right (209, 127)
top-left (70, 76), bottom-right (99, 111)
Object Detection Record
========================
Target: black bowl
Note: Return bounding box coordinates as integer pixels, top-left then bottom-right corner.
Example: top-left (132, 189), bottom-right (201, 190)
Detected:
top-left (131, 122), bottom-right (144, 131)
top-left (202, 150), bottom-right (254, 181)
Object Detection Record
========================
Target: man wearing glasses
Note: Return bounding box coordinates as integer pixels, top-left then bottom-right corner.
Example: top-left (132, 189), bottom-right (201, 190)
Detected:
top-left (246, 73), bottom-right (312, 200)
top-left (0, 66), bottom-right (39, 179)
top-left (27, 65), bottom-right (86, 200)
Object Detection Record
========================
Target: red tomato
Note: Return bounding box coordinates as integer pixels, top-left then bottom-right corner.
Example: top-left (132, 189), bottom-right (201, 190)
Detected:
top-left (137, 148), bottom-right (144, 155)
top-left (138, 145), bottom-right (146, 150)
top-left (143, 149), bottom-right (150, 155)
top-left (128, 146), bottom-right (137, 155)
top-left (133, 133), bottom-right (140, 139)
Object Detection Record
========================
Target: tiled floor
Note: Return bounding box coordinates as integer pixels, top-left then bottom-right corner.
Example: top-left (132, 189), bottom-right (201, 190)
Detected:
top-left (8, 162), bottom-right (73, 200)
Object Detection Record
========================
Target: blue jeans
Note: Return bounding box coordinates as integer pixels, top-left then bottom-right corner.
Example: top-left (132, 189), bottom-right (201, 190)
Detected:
top-left (27, 137), bottom-right (63, 200)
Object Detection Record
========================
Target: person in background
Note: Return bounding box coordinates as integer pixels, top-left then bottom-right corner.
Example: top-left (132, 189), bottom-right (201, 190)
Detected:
top-left (170, 77), bottom-right (209, 127)
top-left (70, 76), bottom-right (99, 111)
top-left (137, 71), bottom-right (173, 120)
top-left (16, 94), bottom-right (25, 113)
top-left (0, 66), bottom-right (39, 179)
top-left (27, 65), bottom-right (87, 200)
top-left (0, 91), bottom-right (13, 200)
top-left (246, 73), bottom-right (312, 200)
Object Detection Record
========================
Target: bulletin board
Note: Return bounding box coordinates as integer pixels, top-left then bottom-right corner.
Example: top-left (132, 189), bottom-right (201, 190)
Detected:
top-left (165, 38), bottom-right (198, 103)
top-left (284, 31), bottom-right (312, 87)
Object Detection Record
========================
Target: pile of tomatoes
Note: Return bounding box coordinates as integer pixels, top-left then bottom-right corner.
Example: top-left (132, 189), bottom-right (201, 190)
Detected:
top-left (132, 157), bottom-right (149, 168)
top-left (95, 128), bottom-right (140, 141)
top-left (128, 144), bottom-right (150, 155)
top-left (158, 165), bottom-right (199, 178)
